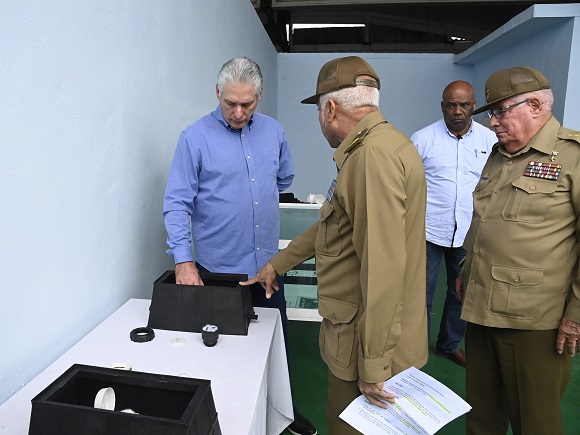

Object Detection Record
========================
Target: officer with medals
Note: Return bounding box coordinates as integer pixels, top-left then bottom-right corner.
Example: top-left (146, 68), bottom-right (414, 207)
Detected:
top-left (457, 66), bottom-right (580, 435)
top-left (243, 56), bottom-right (428, 434)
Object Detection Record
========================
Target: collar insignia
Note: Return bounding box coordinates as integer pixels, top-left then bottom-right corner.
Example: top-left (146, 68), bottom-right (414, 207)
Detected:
top-left (345, 129), bottom-right (368, 154)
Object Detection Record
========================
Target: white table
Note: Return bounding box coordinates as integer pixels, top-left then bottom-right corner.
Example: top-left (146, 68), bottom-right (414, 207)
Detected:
top-left (0, 299), bottom-right (293, 434)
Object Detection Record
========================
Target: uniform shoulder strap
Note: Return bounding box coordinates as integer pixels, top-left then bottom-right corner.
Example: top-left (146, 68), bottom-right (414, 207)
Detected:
top-left (344, 120), bottom-right (388, 155)
top-left (558, 127), bottom-right (580, 145)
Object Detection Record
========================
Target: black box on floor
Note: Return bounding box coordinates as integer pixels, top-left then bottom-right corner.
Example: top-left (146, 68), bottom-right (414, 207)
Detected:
top-left (147, 270), bottom-right (257, 336)
top-left (28, 364), bottom-right (220, 435)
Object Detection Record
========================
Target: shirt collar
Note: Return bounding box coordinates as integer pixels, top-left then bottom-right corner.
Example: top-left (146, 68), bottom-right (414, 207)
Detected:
top-left (498, 116), bottom-right (559, 157)
top-left (212, 105), bottom-right (254, 132)
top-left (333, 111), bottom-right (386, 171)
top-left (443, 118), bottom-right (473, 139)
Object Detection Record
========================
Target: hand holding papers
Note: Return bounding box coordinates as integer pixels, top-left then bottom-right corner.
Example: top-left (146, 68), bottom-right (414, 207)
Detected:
top-left (340, 367), bottom-right (471, 434)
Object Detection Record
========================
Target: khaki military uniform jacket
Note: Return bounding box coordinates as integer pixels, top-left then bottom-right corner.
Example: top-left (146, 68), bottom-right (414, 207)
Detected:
top-left (461, 117), bottom-right (580, 329)
top-left (271, 111), bottom-right (428, 383)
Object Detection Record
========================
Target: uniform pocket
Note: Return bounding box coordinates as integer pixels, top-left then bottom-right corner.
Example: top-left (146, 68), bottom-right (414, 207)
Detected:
top-left (473, 178), bottom-right (492, 199)
top-left (318, 296), bottom-right (358, 368)
top-left (315, 202), bottom-right (342, 257)
top-left (501, 176), bottom-right (557, 223)
top-left (488, 264), bottom-right (544, 319)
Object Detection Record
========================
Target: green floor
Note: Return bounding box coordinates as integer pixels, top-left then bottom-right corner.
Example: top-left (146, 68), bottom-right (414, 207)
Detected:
top-left (283, 269), bottom-right (580, 434)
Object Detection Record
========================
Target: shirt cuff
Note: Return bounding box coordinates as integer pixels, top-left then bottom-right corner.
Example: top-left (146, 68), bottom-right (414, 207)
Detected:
top-left (170, 247), bottom-right (194, 265)
top-left (564, 296), bottom-right (580, 324)
top-left (358, 354), bottom-right (394, 384)
top-left (270, 251), bottom-right (295, 275)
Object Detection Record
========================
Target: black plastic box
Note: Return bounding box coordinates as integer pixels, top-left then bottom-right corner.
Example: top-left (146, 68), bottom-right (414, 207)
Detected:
top-left (28, 364), bottom-right (220, 435)
top-left (147, 270), bottom-right (257, 336)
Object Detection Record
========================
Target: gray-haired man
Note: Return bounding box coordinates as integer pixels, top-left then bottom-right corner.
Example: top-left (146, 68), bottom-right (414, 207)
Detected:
top-left (164, 57), bottom-right (316, 435)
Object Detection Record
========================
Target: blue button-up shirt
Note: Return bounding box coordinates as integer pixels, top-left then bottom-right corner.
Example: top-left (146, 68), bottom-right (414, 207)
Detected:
top-left (163, 106), bottom-right (294, 277)
top-left (411, 118), bottom-right (496, 247)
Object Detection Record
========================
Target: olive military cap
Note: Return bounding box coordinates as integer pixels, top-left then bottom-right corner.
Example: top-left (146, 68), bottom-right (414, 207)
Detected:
top-left (473, 66), bottom-right (551, 115)
top-left (301, 56), bottom-right (380, 104)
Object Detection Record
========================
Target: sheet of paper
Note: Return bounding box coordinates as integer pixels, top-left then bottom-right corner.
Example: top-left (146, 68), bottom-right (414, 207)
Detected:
top-left (339, 366), bottom-right (471, 435)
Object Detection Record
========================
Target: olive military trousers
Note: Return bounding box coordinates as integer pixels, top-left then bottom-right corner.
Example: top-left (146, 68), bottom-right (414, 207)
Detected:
top-left (465, 323), bottom-right (571, 435)
top-left (327, 370), bottom-right (363, 435)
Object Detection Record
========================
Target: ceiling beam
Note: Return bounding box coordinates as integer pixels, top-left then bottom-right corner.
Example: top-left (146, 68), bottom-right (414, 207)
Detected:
top-left (272, 0), bottom-right (535, 6)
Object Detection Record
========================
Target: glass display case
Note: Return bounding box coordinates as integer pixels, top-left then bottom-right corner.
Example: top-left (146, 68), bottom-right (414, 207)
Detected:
top-left (279, 203), bottom-right (322, 321)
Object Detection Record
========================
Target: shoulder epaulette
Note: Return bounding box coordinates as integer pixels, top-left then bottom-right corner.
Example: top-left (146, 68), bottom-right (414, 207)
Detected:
top-left (344, 128), bottom-right (369, 154)
top-left (558, 127), bottom-right (580, 145)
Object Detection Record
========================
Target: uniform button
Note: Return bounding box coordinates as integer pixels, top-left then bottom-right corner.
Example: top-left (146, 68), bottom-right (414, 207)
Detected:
top-left (247, 155), bottom-right (251, 159)
top-left (470, 279), bottom-right (475, 284)
top-left (256, 247), bottom-right (260, 251)
top-left (332, 313), bottom-right (336, 320)
top-left (507, 161), bottom-right (513, 166)
top-left (242, 134), bottom-right (245, 138)
top-left (494, 189), bottom-right (500, 194)
top-left (514, 276), bottom-right (520, 282)
top-left (251, 178), bottom-right (255, 182)
top-left (474, 248), bottom-right (480, 254)
top-left (481, 218), bottom-right (487, 223)
top-left (529, 185), bottom-right (536, 190)
top-left (255, 201), bottom-right (258, 205)
top-left (256, 224), bottom-right (259, 228)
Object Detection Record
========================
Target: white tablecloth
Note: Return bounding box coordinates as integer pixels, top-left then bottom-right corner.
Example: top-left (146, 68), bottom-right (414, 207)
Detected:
top-left (0, 299), bottom-right (293, 434)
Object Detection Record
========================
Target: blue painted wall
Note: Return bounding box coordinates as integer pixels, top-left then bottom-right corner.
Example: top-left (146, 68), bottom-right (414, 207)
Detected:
top-left (278, 54), bottom-right (481, 200)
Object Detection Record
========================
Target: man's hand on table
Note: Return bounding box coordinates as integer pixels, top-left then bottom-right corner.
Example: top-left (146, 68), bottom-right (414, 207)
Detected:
top-left (175, 261), bottom-right (204, 285)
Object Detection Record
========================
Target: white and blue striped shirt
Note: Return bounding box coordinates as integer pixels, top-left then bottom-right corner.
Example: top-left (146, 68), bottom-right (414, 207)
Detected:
top-left (411, 118), bottom-right (496, 247)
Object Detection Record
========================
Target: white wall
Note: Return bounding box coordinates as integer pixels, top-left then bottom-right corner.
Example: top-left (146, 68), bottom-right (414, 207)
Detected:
top-left (277, 53), bottom-right (476, 200)
top-left (0, 0), bottom-right (277, 405)
top-left (563, 17), bottom-right (580, 127)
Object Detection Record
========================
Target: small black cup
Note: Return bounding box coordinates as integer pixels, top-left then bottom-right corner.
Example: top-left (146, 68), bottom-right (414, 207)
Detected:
top-left (201, 324), bottom-right (219, 347)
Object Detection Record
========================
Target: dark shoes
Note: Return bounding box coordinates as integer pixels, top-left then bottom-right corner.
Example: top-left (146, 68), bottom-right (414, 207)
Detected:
top-left (435, 347), bottom-right (466, 368)
top-left (287, 407), bottom-right (317, 435)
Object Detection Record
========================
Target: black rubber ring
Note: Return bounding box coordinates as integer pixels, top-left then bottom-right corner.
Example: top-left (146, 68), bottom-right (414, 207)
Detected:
top-left (130, 326), bottom-right (155, 343)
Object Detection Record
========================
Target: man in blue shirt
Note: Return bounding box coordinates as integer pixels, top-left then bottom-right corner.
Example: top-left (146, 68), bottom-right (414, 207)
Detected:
top-left (163, 57), bottom-right (316, 435)
top-left (411, 81), bottom-right (496, 367)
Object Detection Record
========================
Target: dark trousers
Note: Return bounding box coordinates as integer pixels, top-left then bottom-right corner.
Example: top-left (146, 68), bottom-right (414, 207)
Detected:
top-left (426, 241), bottom-right (466, 352)
top-left (248, 273), bottom-right (290, 361)
top-left (326, 370), bottom-right (362, 435)
top-left (465, 323), bottom-right (571, 435)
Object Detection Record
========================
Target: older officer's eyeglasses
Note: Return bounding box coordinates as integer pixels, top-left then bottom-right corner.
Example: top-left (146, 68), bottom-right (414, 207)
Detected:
top-left (486, 99), bottom-right (529, 119)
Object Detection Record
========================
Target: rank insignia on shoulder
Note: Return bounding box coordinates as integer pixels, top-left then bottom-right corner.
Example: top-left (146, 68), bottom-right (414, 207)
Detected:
top-left (345, 129), bottom-right (368, 154)
top-left (557, 128), bottom-right (580, 144)
top-left (524, 161), bottom-right (561, 180)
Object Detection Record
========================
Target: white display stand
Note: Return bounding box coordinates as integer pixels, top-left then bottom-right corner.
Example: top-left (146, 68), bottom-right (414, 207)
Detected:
top-left (0, 299), bottom-right (293, 435)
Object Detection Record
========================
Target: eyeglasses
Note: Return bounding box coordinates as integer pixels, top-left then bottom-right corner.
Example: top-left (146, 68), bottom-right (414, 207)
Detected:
top-left (486, 99), bottom-right (529, 119)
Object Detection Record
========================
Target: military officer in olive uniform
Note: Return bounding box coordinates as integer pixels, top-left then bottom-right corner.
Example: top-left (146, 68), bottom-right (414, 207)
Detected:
top-left (243, 56), bottom-right (428, 434)
top-left (457, 66), bottom-right (580, 435)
